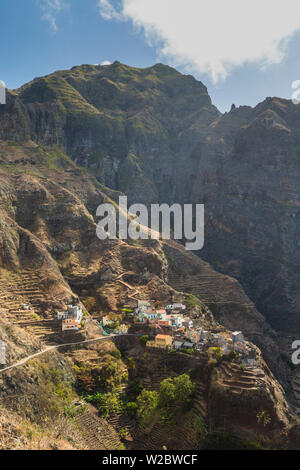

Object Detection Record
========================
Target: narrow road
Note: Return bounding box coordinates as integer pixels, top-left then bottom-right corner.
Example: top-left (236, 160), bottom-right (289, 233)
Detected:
top-left (0, 333), bottom-right (139, 375)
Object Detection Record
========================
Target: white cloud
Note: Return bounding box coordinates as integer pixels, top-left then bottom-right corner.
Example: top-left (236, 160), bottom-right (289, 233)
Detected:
top-left (98, 0), bottom-right (300, 83)
top-left (98, 0), bottom-right (122, 20)
top-left (39, 0), bottom-right (66, 32)
top-left (100, 60), bottom-right (112, 65)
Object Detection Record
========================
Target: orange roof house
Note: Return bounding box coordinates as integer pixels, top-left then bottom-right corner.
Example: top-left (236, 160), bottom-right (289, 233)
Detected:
top-left (147, 334), bottom-right (173, 350)
top-left (62, 318), bottom-right (79, 331)
top-left (158, 320), bottom-right (171, 327)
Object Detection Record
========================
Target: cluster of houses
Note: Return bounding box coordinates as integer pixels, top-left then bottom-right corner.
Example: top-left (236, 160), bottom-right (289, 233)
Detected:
top-left (57, 296), bottom-right (256, 366)
top-left (135, 300), bottom-right (190, 329)
top-left (133, 300), bottom-right (256, 366)
top-left (146, 329), bottom-right (256, 365)
top-left (57, 304), bottom-right (83, 332)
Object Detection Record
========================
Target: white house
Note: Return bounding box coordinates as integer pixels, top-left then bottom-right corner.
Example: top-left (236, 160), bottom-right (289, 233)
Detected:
top-left (67, 305), bottom-right (83, 323)
top-left (159, 312), bottom-right (167, 321)
top-left (221, 343), bottom-right (232, 354)
top-left (21, 304), bottom-right (31, 311)
top-left (182, 318), bottom-right (193, 330)
top-left (102, 315), bottom-right (114, 327)
top-left (171, 315), bottom-right (184, 328)
top-left (58, 304), bottom-right (83, 332)
top-left (156, 309), bottom-right (167, 316)
top-left (173, 341), bottom-right (184, 350)
top-left (232, 331), bottom-right (245, 344)
top-left (138, 300), bottom-right (151, 308)
top-left (200, 330), bottom-right (210, 341)
top-left (135, 304), bottom-right (149, 317)
top-left (57, 311), bottom-right (69, 320)
top-left (166, 304), bottom-right (186, 311)
top-left (118, 324), bottom-right (129, 335)
top-left (211, 334), bottom-right (226, 347)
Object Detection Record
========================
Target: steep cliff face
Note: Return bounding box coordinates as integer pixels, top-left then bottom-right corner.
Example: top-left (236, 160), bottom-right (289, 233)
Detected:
top-left (0, 62), bottom-right (219, 203)
top-left (0, 103), bottom-right (298, 448)
top-left (189, 99), bottom-right (300, 333)
top-left (0, 62), bottom-right (298, 336)
top-left (0, 141), bottom-right (289, 389)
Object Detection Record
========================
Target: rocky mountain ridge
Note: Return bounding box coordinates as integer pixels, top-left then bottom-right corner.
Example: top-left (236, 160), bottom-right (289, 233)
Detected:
top-left (0, 61), bottom-right (298, 335)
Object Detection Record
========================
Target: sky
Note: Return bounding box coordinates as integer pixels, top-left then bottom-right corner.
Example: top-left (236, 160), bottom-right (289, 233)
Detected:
top-left (1, 0), bottom-right (300, 111)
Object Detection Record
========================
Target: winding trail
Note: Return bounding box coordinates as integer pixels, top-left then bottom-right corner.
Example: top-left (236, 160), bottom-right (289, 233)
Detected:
top-left (0, 333), bottom-right (139, 375)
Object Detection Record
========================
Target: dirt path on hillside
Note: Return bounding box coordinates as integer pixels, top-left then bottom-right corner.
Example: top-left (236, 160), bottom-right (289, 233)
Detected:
top-left (0, 333), bottom-right (139, 374)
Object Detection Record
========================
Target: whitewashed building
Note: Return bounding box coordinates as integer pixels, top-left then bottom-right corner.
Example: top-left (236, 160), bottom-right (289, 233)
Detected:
top-left (200, 330), bottom-right (210, 341)
top-left (182, 318), bottom-right (193, 330)
top-left (232, 331), bottom-right (245, 344)
top-left (118, 324), bottom-right (129, 335)
top-left (102, 315), bottom-right (114, 327)
top-left (21, 304), bottom-right (31, 311)
top-left (57, 304), bottom-right (83, 332)
top-left (138, 300), bottom-right (151, 308)
top-left (166, 304), bottom-right (186, 311)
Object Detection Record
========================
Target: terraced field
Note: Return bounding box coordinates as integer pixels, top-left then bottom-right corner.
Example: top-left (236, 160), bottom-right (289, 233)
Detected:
top-left (216, 362), bottom-right (263, 394)
top-left (292, 369), bottom-right (300, 407)
top-left (0, 269), bottom-right (63, 342)
top-left (193, 380), bottom-right (208, 423)
top-left (75, 405), bottom-right (121, 450)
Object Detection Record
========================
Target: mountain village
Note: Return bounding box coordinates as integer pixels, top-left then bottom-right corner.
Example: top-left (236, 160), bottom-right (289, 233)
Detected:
top-left (100, 299), bottom-right (257, 367)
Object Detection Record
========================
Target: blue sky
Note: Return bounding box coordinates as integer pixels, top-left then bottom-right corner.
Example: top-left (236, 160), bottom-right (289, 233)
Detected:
top-left (1, 0), bottom-right (300, 112)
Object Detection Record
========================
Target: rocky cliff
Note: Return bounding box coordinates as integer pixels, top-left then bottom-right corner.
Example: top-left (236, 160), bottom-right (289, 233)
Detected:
top-left (0, 61), bottom-right (298, 336)
top-left (0, 62), bottom-right (299, 448)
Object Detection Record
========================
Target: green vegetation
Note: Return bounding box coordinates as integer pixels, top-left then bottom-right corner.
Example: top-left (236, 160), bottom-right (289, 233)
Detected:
top-left (137, 389), bottom-right (159, 423)
top-left (223, 350), bottom-right (239, 362)
top-left (64, 403), bottom-right (87, 418)
top-left (86, 392), bottom-right (121, 419)
top-left (208, 347), bottom-right (223, 361)
top-left (181, 347), bottom-right (195, 356)
top-left (185, 294), bottom-right (202, 309)
top-left (45, 146), bottom-right (78, 171)
top-left (127, 357), bottom-right (136, 370)
top-left (136, 374), bottom-right (195, 425)
top-left (74, 349), bottom-right (128, 394)
top-left (119, 428), bottom-right (129, 440)
top-left (75, 365), bottom-right (95, 393)
top-left (124, 401), bottom-right (138, 418)
top-left (256, 410), bottom-right (271, 427)
top-left (26, 358), bottom-right (75, 421)
top-left (82, 297), bottom-right (97, 313)
top-left (99, 355), bottom-right (128, 391)
top-left (139, 335), bottom-right (150, 346)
